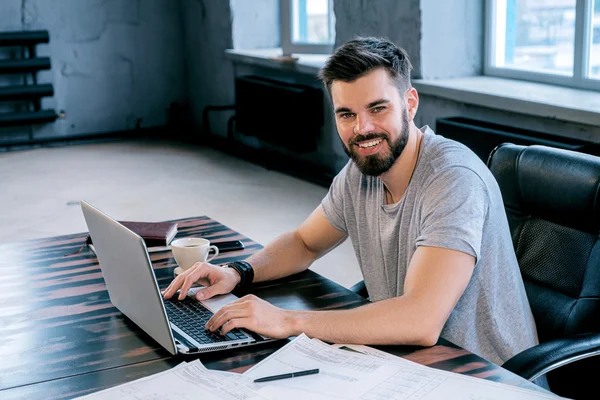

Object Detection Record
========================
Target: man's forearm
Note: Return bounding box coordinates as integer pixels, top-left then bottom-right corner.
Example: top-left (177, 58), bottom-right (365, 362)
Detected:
top-left (286, 296), bottom-right (441, 347)
top-left (245, 231), bottom-right (317, 283)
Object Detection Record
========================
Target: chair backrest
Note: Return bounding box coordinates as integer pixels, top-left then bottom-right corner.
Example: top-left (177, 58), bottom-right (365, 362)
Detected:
top-left (487, 143), bottom-right (600, 344)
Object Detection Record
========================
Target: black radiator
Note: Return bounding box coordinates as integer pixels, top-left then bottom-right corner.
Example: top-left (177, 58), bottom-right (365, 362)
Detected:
top-left (436, 117), bottom-right (600, 162)
top-left (0, 29), bottom-right (57, 128)
top-left (234, 75), bottom-right (323, 153)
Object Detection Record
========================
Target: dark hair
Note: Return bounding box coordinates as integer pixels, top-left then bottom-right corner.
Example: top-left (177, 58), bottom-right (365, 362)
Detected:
top-left (318, 37), bottom-right (413, 95)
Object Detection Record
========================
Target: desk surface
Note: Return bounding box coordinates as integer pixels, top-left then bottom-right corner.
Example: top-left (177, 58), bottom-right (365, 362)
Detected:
top-left (0, 216), bottom-right (544, 399)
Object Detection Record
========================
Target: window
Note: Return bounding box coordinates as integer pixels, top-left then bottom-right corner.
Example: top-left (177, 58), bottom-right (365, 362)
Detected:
top-left (486, 0), bottom-right (599, 90)
top-left (591, 0), bottom-right (600, 77)
top-left (281, 0), bottom-right (335, 55)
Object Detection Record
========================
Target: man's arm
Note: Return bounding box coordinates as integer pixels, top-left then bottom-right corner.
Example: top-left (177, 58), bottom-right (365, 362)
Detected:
top-left (289, 246), bottom-right (475, 346)
top-left (245, 205), bottom-right (348, 283)
top-left (163, 205), bottom-right (346, 301)
top-left (207, 245), bottom-right (475, 346)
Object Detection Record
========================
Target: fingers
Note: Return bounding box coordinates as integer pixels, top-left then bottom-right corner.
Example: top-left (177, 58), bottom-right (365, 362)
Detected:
top-left (161, 274), bottom-right (183, 299)
top-left (220, 317), bottom-right (252, 336)
top-left (177, 270), bottom-right (198, 300)
top-left (161, 272), bottom-right (188, 299)
top-left (162, 262), bottom-right (205, 299)
top-left (206, 295), bottom-right (258, 332)
top-left (206, 306), bottom-right (248, 333)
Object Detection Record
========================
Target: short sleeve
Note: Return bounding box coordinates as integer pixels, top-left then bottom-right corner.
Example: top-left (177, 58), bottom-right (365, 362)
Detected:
top-left (321, 163), bottom-right (350, 234)
top-left (416, 167), bottom-right (489, 262)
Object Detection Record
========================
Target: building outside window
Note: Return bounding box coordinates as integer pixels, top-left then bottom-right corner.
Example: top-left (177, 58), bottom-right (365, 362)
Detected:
top-left (281, 0), bottom-right (335, 55)
top-left (486, 0), bottom-right (600, 90)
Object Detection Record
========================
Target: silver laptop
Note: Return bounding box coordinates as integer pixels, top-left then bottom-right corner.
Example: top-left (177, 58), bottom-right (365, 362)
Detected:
top-left (80, 200), bottom-right (274, 355)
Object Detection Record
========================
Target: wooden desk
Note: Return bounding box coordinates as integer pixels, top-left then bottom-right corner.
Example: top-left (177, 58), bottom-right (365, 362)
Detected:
top-left (0, 216), bottom-right (544, 399)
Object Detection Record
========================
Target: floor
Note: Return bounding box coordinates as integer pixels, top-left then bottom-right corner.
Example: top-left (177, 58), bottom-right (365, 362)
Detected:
top-left (0, 139), bottom-right (362, 288)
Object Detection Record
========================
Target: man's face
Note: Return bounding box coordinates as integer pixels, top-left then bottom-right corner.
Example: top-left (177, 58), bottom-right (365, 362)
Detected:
top-left (331, 68), bottom-right (409, 176)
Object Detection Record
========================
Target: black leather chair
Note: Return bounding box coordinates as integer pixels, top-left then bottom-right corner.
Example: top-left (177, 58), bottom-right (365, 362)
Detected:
top-left (350, 143), bottom-right (600, 398)
top-left (487, 143), bottom-right (600, 399)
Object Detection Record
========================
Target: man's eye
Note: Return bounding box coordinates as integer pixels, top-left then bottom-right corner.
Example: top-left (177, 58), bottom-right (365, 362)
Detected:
top-left (341, 113), bottom-right (354, 119)
top-left (372, 106), bottom-right (385, 113)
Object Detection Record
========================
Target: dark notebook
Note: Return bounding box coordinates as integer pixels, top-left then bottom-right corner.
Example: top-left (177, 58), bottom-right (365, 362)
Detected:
top-left (86, 220), bottom-right (178, 250)
top-left (66, 221), bottom-right (178, 257)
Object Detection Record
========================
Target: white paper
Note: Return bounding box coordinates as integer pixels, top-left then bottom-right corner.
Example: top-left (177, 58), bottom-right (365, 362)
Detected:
top-left (331, 342), bottom-right (422, 366)
top-left (243, 334), bottom-right (563, 400)
top-left (76, 360), bottom-right (267, 400)
top-left (74, 335), bottom-right (564, 400)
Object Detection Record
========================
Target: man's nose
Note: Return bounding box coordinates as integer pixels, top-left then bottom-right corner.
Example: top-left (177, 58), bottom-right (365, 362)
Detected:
top-left (354, 114), bottom-right (375, 135)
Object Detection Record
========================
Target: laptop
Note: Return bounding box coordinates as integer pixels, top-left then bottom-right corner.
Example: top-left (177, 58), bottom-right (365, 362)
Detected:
top-left (80, 200), bottom-right (275, 355)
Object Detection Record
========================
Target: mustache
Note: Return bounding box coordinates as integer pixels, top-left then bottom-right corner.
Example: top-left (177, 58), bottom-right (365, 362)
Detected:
top-left (349, 133), bottom-right (388, 147)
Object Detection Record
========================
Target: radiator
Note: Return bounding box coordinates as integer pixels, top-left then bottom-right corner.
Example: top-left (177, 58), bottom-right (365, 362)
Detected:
top-left (0, 30), bottom-right (56, 129)
top-left (235, 75), bottom-right (323, 153)
top-left (436, 117), bottom-right (600, 162)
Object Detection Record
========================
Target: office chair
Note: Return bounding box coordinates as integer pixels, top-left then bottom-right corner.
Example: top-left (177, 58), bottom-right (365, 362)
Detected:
top-left (350, 143), bottom-right (600, 398)
top-left (486, 143), bottom-right (600, 399)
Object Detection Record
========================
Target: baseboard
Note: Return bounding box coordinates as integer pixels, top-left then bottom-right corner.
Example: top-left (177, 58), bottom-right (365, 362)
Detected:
top-left (204, 133), bottom-right (335, 188)
top-left (0, 126), bottom-right (166, 152)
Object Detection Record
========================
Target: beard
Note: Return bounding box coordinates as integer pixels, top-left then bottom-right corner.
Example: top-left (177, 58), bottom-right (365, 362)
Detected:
top-left (341, 107), bottom-right (409, 176)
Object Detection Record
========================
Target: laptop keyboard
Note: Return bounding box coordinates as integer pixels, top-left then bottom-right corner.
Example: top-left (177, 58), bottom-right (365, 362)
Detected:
top-left (163, 296), bottom-right (250, 345)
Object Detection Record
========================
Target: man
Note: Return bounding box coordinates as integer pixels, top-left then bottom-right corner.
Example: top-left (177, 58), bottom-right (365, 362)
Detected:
top-left (163, 37), bottom-right (539, 367)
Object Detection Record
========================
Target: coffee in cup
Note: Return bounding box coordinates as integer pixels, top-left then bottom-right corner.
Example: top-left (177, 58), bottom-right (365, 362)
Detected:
top-left (170, 238), bottom-right (219, 275)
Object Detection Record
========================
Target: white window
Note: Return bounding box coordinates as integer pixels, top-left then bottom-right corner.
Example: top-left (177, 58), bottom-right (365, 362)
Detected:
top-left (280, 0), bottom-right (335, 55)
top-left (486, 0), bottom-right (600, 90)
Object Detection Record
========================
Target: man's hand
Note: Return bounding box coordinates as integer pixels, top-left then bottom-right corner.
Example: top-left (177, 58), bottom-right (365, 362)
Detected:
top-left (205, 294), bottom-right (296, 339)
top-left (162, 262), bottom-right (241, 301)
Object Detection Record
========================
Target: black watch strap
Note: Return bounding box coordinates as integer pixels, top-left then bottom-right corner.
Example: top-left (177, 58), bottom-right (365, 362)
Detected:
top-left (227, 260), bottom-right (254, 288)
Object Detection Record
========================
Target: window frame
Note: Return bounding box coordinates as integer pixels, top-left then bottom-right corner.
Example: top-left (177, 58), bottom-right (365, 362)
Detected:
top-left (280, 0), bottom-right (334, 55)
top-left (484, 0), bottom-right (600, 91)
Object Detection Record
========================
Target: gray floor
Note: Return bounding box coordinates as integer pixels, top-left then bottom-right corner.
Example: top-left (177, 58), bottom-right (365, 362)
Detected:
top-left (0, 139), bottom-right (362, 288)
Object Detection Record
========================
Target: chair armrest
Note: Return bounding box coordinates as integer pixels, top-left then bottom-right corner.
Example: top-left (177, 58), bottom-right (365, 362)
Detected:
top-left (501, 332), bottom-right (600, 381)
top-left (349, 280), bottom-right (369, 299)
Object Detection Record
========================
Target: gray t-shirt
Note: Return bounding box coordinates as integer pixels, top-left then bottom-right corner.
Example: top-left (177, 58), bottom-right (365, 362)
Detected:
top-left (321, 126), bottom-right (539, 365)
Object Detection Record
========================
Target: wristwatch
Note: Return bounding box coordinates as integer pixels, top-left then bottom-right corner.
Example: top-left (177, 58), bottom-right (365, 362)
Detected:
top-left (226, 260), bottom-right (254, 289)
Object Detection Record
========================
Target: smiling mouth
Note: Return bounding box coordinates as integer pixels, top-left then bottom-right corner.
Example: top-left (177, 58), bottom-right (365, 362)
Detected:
top-left (356, 139), bottom-right (383, 148)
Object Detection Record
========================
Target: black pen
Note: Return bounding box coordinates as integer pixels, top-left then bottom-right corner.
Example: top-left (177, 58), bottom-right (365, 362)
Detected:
top-left (253, 368), bottom-right (320, 383)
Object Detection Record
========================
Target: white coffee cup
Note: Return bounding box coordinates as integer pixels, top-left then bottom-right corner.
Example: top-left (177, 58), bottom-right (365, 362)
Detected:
top-left (170, 237), bottom-right (219, 272)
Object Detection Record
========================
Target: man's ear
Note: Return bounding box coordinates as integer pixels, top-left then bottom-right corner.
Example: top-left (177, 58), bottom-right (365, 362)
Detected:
top-left (405, 87), bottom-right (419, 122)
